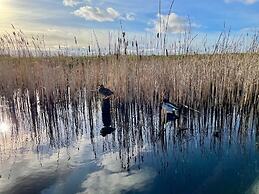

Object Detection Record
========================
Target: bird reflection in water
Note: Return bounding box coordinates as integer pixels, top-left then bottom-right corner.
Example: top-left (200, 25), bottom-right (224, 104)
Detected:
top-left (256, 129), bottom-right (259, 151)
top-left (100, 98), bottom-right (115, 137)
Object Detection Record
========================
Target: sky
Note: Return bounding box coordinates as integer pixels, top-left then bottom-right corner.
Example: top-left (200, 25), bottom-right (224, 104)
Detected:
top-left (0, 0), bottom-right (259, 50)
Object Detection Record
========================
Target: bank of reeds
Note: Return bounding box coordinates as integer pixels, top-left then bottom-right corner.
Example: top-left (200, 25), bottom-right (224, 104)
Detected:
top-left (0, 29), bottom-right (258, 116)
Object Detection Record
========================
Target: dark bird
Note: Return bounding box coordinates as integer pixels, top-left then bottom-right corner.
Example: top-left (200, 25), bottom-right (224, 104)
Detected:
top-left (97, 85), bottom-right (114, 99)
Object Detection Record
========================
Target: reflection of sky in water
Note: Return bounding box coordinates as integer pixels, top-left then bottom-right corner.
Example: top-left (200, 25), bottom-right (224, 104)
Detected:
top-left (0, 135), bottom-right (156, 194)
top-left (0, 122), bottom-right (10, 133)
top-left (1, 131), bottom-right (259, 194)
top-left (78, 152), bottom-right (156, 194)
top-left (0, 93), bottom-right (259, 194)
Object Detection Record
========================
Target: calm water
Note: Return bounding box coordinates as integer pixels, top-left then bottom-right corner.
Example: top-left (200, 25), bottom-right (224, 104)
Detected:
top-left (0, 91), bottom-right (258, 194)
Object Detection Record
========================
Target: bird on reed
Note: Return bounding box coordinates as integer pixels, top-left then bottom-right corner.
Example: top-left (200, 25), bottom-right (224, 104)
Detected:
top-left (161, 92), bottom-right (201, 122)
top-left (97, 85), bottom-right (114, 99)
top-left (161, 98), bottom-right (181, 119)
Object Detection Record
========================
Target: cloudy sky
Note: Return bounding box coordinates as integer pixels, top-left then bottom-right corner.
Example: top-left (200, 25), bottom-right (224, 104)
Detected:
top-left (0, 0), bottom-right (259, 48)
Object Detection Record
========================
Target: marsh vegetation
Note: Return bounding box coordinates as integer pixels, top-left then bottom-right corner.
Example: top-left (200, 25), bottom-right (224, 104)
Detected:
top-left (0, 28), bottom-right (259, 194)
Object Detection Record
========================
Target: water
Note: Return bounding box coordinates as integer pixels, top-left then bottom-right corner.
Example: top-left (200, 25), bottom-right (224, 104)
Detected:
top-left (0, 90), bottom-right (258, 194)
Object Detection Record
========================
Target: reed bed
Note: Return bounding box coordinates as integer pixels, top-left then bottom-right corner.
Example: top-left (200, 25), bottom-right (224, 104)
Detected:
top-left (0, 29), bottom-right (258, 116)
top-left (0, 53), bottom-right (258, 111)
top-left (0, 28), bottom-right (258, 180)
top-left (0, 30), bottom-right (258, 170)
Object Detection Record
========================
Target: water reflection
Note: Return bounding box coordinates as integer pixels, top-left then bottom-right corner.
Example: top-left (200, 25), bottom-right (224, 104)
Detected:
top-left (0, 89), bottom-right (258, 194)
top-left (0, 122), bottom-right (10, 133)
top-left (79, 152), bottom-right (156, 194)
top-left (100, 98), bottom-right (115, 137)
top-left (101, 98), bottom-right (112, 127)
top-left (100, 127), bottom-right (115, 137)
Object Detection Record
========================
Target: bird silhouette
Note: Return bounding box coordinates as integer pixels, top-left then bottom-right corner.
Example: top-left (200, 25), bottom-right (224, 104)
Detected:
top-left (97, 85), bottom-right (113, 99)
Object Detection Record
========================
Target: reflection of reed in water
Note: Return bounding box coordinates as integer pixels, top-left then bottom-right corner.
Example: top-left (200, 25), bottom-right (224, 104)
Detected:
top-left (0, 88), bottom-right (258, 172)
top-left (256, 128), bottom-right (259, 151)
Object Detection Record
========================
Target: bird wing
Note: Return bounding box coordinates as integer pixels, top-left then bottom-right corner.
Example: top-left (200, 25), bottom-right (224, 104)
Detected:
top-left (99, 88), bottom-right (113, 96)
top-left (105, 88), bottom-right (113, 96)
top-left (166, 102), bottom-right (179, 110)
top-left (162, 102), bottom-right (178, 112)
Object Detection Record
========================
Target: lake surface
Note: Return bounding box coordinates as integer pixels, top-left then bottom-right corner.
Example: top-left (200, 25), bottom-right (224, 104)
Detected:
top-left (0, 91), bottom-right (259, 194)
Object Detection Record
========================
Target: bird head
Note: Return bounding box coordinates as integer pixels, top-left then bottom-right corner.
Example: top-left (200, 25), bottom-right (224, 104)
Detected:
top-left (97, 84), bottom-right (104, 90)
top-left (162, 90), bottom-right (170, 102)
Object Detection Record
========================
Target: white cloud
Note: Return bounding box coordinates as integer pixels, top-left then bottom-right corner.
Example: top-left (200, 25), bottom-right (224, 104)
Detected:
top-left (245, 0), bottom-right (257, 3)
top-left (0, 23), bottom-right (150, 53)
top-left (74, 6), bottom-right (120, 22)
top-left (125, 13), bottom-right (135, 21)
top-left (0, 136), bottom-right (94, 193)
top-left (153, 13), bottom-right (190, 33)
top-left (120, 13), bottom-right (135, 21)
top-left (63, 0), bottom-right (80, 7)
top-left (225, 0), bottom-right (258, 4)
top-left (246, 177), bottom-right (259, 194)
top-left (78, 153), bottom-right (156, 194)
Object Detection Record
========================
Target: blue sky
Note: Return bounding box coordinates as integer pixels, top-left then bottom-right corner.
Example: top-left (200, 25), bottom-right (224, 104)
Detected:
top-left (0, 0), bottom-right (259, 48)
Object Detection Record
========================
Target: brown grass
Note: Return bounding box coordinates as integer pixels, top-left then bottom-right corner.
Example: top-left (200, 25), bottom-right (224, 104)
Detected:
top-left (0, 54), bottom-right (258, 112)
top-left (0, 28), bottom-right (258, 114)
